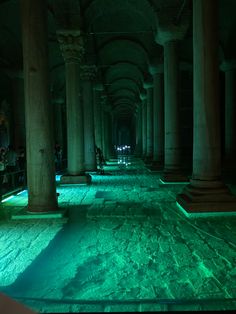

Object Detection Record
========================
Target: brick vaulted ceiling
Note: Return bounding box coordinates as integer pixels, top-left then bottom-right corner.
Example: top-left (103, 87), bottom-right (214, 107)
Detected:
top-left (0, 0), bottom-right (235, 121)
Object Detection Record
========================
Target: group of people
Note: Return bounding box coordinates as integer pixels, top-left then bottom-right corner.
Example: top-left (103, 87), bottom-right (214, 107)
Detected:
top-left (0, 145), bottom-right (26, 198)
top-left (0, 143), bottom-right (106, 181)
top-left (0, 145), bottom-right (26, 174)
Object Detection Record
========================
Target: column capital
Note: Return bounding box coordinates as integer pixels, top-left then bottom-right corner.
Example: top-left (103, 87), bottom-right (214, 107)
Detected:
top-left (220, 60), bottom-right (236, 72)
top-left (155, 6), bottom-right (190, 46)
top-left (143, 80), bottom-right (153, 89)
top-left (80, 65), bottom-right (97, 81)
top-left (140, 91), bottom-right (147, 101)
top-left (149, 64), bottom-right (164, 75)
top-left (57, 29), bottom-right (84, 63)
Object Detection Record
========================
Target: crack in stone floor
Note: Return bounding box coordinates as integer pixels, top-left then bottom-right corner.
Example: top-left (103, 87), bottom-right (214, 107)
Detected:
top-left (0, 157), bottom-right (236, 312)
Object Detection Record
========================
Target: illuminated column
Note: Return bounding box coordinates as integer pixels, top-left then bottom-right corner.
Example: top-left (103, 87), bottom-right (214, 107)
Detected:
top-left (53, 97), bottom-right (64, 151)
top-left (81, 65), bottom-right (97, 171)
top-left (140, 91), bottom-right (147, 157)
top-left (135, 103), bottom-right (142, 156)
top-left (177, 0), bottom-right (236, 213)
top-left (21, 0), bottom-right (58, 212)
top-left (93, 83), bottom-right (103, 150)
top-left (220, 61), bottom-right (236, 175)
top-left (102, 105), bottom-right (111, 160)
top-left (57, 30), bottom-right (90, 184)
top-left (143, 80), bottom-right (153, 161)
top-left (100, 94), bottom-right (107, 156)
top-left (150, 65), bottom-right (164, 169)
top-left (161, 41), bottom-right (186, 182)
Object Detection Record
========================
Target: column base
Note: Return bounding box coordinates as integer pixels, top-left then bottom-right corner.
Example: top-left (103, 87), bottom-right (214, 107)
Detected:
top-left (177, 181), bottom-right (236, 213)
top-left (160, 169), bottom-right (189, 183)
top-left (60, 173), bottom-right (92, 184)
top-left (11, 208), bottom-right (68, 220)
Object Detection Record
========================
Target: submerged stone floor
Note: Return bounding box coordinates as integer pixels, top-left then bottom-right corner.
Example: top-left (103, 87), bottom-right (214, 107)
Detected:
top-left (0, 157), bottom-right (236, 313)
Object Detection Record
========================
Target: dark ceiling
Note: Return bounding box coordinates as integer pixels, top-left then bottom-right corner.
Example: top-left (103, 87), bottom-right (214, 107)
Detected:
top-left (0, 0), bottom-right (235, 121)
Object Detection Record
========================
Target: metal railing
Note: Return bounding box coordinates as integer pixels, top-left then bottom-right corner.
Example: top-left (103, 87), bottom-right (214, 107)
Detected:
top-left (0, 169), bottom-right (26, 200)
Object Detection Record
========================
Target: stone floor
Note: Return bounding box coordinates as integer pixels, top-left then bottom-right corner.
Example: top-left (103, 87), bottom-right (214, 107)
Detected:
top-left (0, 157), bottom-right (236, 313)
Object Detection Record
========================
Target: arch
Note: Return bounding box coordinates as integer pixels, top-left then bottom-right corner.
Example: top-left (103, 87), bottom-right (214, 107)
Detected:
top-left (84, 0), bottom-right (156, 31)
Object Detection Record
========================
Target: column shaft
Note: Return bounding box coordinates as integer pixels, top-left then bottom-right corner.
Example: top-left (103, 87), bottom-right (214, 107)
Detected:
top-left (66, 63), bottom-right (84, 174)
top-left (164, 41), bottom-right (180, 172)
top-left (153, 73), bottom-right (164, 165)
top-left (93, 89), bottom-right (103, 149)
top-left (54, 100), bottom-right (64, 150)
top-left (21, 0), bottom-right (57, 211)
top-left (224, 69), bottom-right (236, 171)
top-left (192, 0), bottom-right (220, 182)
top-left (82, 78), bottom-right (96, 171)
top-left (146, 87), bottom-right (153, 158)
top-left (142, 99), bottom-right (147, 157)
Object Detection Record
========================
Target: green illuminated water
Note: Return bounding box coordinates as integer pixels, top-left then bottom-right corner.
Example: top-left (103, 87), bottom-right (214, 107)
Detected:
top-left (0, 158), bottom-right (236, 313)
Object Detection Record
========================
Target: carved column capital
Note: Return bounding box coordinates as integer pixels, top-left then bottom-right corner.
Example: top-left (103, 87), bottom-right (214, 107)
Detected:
top-left (155, 6), bottom-right (191, 45)
top-left (57, 30), bottom-right (84, 63)
top-left (143, 80), bottom-right (153, 89)
top-left (140, 91), bottom-right (147, 101)
top-left (80, 65), bottom-right (97, 81)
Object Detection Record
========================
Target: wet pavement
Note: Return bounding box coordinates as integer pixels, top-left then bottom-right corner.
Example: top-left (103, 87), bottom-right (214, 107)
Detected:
top-left (0, 157), bottom-right (236, 313)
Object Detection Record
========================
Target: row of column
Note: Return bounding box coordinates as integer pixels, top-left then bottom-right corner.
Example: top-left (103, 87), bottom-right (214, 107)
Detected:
top-left (136, 0), bottom-right (236, 212)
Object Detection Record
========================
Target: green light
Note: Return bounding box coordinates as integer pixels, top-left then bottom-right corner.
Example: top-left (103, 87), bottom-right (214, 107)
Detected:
top-left (176, 201), bottom-right (236, 218)
top-left (1, 195), bottom-right (15, 203)
top-left (16, 190), bottom-right (27, 196)
top-left (159, 179), bottom-right (188, 185)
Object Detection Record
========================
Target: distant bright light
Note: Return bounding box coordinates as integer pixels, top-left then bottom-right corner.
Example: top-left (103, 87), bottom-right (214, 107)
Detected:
top-left (56, 175), bottom-right (62, 182)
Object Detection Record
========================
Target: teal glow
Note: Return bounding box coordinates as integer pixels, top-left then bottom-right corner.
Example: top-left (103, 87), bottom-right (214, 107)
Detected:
top-left (56, 175), bottom-right (62, 182)
top-left (12, 211), bottom-right (65, 220)
top-left (16, 190), bottom-right (27, 196)
top-left (1, 158), bottom-right (236, 312)
top-left (159, 178), bottom-right (188, 185)
top-left (1, 195), bottom-right (15, 203)
top-left (176, 201), bottom-right (236, 218)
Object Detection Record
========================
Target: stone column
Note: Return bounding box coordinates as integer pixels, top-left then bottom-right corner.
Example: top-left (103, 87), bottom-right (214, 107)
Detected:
top-left (100, 94), bottom-right (107, 157)
top-left (21, 0), bottom-right (58, 212)
top-left (135, 103), bottom-right (142, 156)
top-left (143, 80), bottom-right (153, 162)
top-left (57, 30), bottom-right (90, 184)
top-left (102, 106), bottom-right (111, 160)
top-left (93, 83), bottom-right (103, 150)
top-left (149, 65), bottom-right (164, 170)
top-left (53, 97), bottom-right (64, 151)
top-left (177, 0), bottom-right (236, 213)
top-left (140, 91), bottom-right (147, 158)
top-left (81, 65), bottom-right (97, 171)
top-left (161, 41), bottom-right (187, 182)
top-left (220, 61), bottom-right (236, 176)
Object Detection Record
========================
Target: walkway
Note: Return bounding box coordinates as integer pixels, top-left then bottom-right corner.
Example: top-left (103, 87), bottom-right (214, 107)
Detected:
top-left (0, 157), bottom-right (236, 313)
